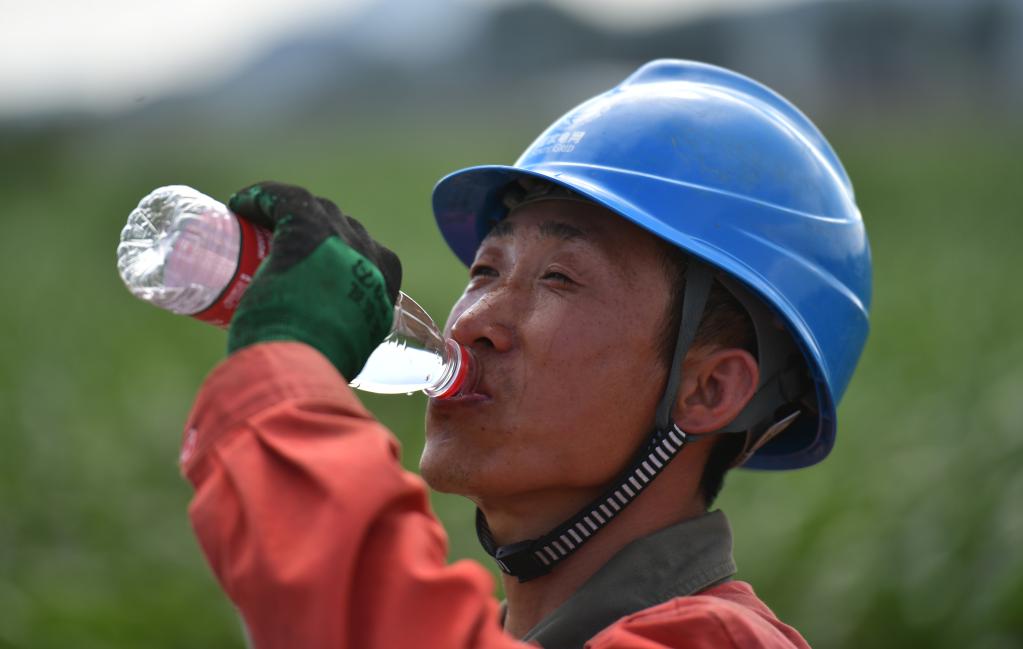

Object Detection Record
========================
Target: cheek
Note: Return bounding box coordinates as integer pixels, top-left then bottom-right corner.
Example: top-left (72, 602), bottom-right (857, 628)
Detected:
top-left (541, 292), bottom-right (664, 388)
top-left (519, 307), bottom-right (665, 448)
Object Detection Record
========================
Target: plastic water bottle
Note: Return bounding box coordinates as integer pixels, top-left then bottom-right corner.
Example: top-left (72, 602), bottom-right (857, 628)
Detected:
top-left (116, 185), bottom-right (475, 399)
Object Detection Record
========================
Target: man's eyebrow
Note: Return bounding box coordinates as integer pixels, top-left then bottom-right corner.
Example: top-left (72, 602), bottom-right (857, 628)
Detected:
top-left (539, 221), bottom-right (587, 241)
top-left (485, 219), bottom-right (516, 239)
top-left (482, 219), bottom-right (588, 241)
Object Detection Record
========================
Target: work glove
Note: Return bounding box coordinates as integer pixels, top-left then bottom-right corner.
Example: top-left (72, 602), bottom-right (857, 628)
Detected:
top-left (225, 182), bottom-right (402, 380)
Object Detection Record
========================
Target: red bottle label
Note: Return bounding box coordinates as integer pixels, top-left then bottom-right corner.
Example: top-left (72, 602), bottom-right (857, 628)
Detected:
top-left (192, 217), bottom-right (273, 328)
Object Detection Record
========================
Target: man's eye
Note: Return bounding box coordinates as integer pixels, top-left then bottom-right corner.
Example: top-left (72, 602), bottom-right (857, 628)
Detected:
top-left (542, 271), bottom-right (574, 284)
top-left (470, 264), bottom-right (497, 278)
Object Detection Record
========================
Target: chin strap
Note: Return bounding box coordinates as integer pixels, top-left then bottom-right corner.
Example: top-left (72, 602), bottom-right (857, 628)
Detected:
top-left (476, 261), bottom-right (715, 582)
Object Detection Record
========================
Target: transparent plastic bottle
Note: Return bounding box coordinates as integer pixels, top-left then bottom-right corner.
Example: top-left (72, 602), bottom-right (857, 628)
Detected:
top-left (116, 185), bottom-right (475, 399)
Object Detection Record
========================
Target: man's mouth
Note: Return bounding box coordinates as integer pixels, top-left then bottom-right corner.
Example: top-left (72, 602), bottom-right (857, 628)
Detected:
top-left (430, 379), bottom-right (492, 406)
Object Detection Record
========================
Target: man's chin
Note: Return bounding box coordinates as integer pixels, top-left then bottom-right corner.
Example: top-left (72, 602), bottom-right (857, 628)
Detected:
top-left (419, 443), bottom-right (477, 496)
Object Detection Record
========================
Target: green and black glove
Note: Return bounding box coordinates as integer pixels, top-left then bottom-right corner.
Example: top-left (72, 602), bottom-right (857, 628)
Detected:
top-left (226, 182), bottom-right (402, 379)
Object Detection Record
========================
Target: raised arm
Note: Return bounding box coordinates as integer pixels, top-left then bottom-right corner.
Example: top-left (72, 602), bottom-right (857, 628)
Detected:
top-left (176, 182), bottom-right (529, 648)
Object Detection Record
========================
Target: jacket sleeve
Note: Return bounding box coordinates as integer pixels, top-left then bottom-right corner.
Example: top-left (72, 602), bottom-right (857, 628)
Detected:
top-left (179, 341), bottom-right (530, 649)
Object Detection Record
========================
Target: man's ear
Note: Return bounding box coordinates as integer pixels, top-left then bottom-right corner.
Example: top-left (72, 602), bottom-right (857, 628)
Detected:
top-left (672, 348), bottom-right (759, 434)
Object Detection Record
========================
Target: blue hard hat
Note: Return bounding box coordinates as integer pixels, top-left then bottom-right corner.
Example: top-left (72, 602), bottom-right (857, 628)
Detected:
top-left (432, 59), bottom-right (871, 470)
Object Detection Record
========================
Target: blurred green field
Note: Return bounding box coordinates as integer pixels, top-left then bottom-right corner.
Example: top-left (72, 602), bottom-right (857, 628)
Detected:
top-left (1, 117), bottom-right (1021, 648)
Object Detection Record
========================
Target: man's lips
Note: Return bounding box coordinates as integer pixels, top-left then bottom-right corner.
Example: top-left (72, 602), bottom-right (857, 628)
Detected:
top-left (430, 378), bottom-right (493, 405)
top-left (431, 391), bottom-right (491, 406)
top-left (431, 386), bottom-right (491, 401)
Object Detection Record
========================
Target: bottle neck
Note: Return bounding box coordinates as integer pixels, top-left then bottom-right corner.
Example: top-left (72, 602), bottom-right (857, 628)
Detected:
top-left (425, 340), bottom-right (476, 399)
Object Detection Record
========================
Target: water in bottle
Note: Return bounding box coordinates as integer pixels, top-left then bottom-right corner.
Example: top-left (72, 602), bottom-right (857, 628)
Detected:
top-left (350, 292), bottom-right (474, 398)
top-left (116, 185), bottom-right (475, 399)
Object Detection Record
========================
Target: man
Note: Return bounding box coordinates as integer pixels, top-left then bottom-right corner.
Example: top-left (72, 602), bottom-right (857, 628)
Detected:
top-left (179, 60), bottom-right (871, 648)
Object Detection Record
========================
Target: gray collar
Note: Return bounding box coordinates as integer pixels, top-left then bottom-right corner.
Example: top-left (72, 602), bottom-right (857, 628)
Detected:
top-left (519, 510), bottom-right (736, 649)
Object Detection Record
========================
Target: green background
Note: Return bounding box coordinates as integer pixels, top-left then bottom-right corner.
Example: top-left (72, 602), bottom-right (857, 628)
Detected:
top-left (1, 113), bottom-right (1021, 648)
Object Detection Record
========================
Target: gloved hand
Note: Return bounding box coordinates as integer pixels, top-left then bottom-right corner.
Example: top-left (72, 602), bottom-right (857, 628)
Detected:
top-left (226, 182), bottom-right (402, 379)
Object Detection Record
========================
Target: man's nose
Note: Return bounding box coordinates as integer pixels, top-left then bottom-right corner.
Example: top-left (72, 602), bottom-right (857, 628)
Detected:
top-left (449, 292), bottom-right (515, 353)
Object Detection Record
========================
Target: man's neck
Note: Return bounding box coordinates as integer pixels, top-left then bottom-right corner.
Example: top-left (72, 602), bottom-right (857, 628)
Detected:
top-left (482, 474), bottom-right (708, 639)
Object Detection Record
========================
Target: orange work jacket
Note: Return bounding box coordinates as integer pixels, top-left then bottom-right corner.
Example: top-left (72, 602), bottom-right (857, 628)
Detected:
top-left (180, 342), bottom-right (811, 649)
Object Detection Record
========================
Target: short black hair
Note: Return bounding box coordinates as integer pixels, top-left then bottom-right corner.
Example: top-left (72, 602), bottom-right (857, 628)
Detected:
top-left (657, 243), bottom-right (756, 507)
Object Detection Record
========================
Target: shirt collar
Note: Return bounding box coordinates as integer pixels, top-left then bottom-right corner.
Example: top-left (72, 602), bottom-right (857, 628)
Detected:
top-left (520, 510), bottom-right (737, 649)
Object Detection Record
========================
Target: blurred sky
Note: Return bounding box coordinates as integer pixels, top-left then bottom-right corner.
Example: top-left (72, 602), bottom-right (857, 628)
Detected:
top-left (0, 0), bottom-right (828, 117)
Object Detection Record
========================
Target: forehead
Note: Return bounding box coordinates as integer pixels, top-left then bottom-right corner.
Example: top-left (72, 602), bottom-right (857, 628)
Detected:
top-left (480, 199), bottom-right (665, 259)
